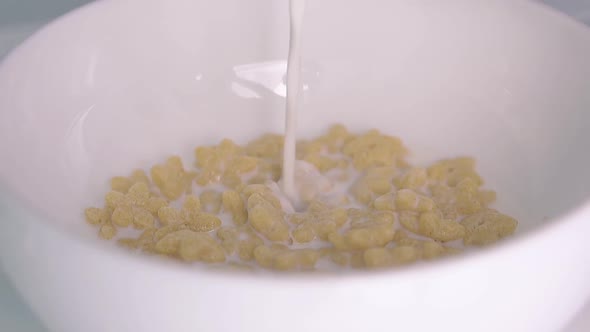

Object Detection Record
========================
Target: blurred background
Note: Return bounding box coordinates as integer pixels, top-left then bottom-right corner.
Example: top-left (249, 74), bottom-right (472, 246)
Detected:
top-left (1, 0), bottom-right (590, 59)
top-left (0, 0), bottom-right (589, 331)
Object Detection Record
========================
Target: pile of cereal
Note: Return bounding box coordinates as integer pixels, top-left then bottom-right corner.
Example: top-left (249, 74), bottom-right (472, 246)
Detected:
top-left (84, 125), bottom-right (517, 270)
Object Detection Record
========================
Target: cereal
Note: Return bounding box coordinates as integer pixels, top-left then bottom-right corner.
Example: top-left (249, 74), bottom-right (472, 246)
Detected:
top-left (362, 243), bottom-right (420, 267)
top-left (248, 196), bottom-right (290, 242)
top-left (417, 211), bottom-right (465, 242)
top-left (221, 171), bottom-right (242, 189)
top-left (373, 193), bottom-right (395, 211)
top-left (99, 223), bottom-right (117, 240)
top-left (151, 156), bottom-right (192, 200)
top-left (137, 228), bottom-right (156, 251)
top-left (227, 156), bottom-right (258, 174)
top-left (428, 157), bottom-right (483, 187)
top-left (110, 169), bottom-right (151, 193)
top-left (111, 206), bottom-right (133, 227)
top-left (221, 190), bottom-right (248, 225)
top-left (395, 167), bottom-right (427, 190)
top-left (84, 207), bottom-right (107, 225)
top-left (390, 245), bottom-right (420, 265)
top-left (145, 197), bottom-right (168, 215)
top-left (102, 183), bottom-right (156, 230)
top-left (154, 229), bottom-right (225, 262)
top-left (461, 209), bottom-right (518, 245)
top-left (342, 130), bottom-right (407, 170)
top-left (328, 250), bottom-right (349, 266)
top-left (253, 245), bottom-right (320, 270)
top-left (85, 124), bottom-right (518, 271)
top-left (421, 240), bottom-right (445, 260)
top-left (395, 189), bottom-right (418, 210)
top-left (238, 237), bottom-right (264, 261)
top-left (158, 206), bottom-right (183, 225)
top-left (292, 223), bottom-right (315, 243)
top-left (363, 248), bottom-right (392, 268)
top-left (329, 223), bottom-right (394, 251)
top-left (186, 213), bottom-right (222, 232)
top-left (350, 179), bottom-right (373, 205)
top-left (178, 234), bottom-right (226, 263)
top-left (365, 176), bottom-right (392, 196)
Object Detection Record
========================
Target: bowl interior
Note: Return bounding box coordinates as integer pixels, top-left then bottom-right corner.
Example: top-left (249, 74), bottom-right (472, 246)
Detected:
top-left (1, 0), bottom-right (590, 244)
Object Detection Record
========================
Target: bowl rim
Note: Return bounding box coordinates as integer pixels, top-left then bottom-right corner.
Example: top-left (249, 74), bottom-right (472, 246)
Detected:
top-left (1, 0), bottom-right (590, 283)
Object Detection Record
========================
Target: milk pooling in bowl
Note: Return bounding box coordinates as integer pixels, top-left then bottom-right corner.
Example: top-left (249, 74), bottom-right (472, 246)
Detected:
top-left (82, 0), bottom-right (518, 271)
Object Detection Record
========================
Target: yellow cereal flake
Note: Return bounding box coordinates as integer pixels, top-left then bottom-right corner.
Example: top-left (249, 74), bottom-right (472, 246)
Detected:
top-left (154, 223), bottom-right (188, 242)
top-left (373, 193), bottom-right (395, 211)
top-left (157, 196), bottom-right (219, 232)
top-left (238, 237), bottom-right (264, 261)
top-left (329, 223), bottom-right (395, 251)
top-left (369, 211), bottom-right (395, 227)
top-left (245, 134), bottom-right (283, 159)
top-left (303, 154), bottom-right (339, 173)
top-left (84, 207), bottom-right (107, 225)
top-left (398, 211), bottom-right (419, 234)
top-left (461, 209), bottom-right (517, 246)
top-left (178, 234), bottom-right (226, 263)
top-left (395, 167), bottom-right (427, 190)
top-left (246, 190), bottom-right (282, 211)
top-left (343, 130), bottom-right (408, 170)
top-left (158, 206), bottom-right (183, 225)
top-left (195, 146), bottom-right (218, 169)
top-left (103, 183), bottom-right (154, 230)
top-left (427, 157), bottom-right (483, 187)
top-left (105, 191), bottom-right (126, 209)
top-left (217, 138), bottom-right (240, 159)
top-left (137, 228), bottom-right (156, 251)
top-left (221, 171), bottom-right (242, 189)
top-left (478, 190), bottom-right (497, 206)
top-left (455, 178), bottom-right (483, 215)
top-left (187, 213), bottom-right (222, 232)
top-left (110, 177), bottom-right (133, 193)
top-left (217, 227), bottom-right (239, 254)
top-left (227, 156), bottom-right (259, 174)
top-left (248, 196), bottom-right (290, 242)
top-left (111, 206), bottom-right (133, 227)
top-left (394, 189), bottom-right (434, 212)
top-left (329, 251), bottom-right (350, 266)
top-left (422, 240), bottom-right (445, 260)
top-left (292, 223), bottom-right (316, 243)
top-left (253, 245), bottom-right (320, 271)
top-left (155, 229), bottom-right (225, 263)
top-left (145, 197), bottom-right (168, 215)
top-left (417, 211), bottom-right (465, 242)
top-left (126, 182), bottom-right (150, 206)
top-left (365, 176), bottom-right (392, 196)
top-left (222, 190), bottom-right (248, 225)
top-left (350, 179), bottom-right (373, 205)
top-left (288, 213), bottom-right (308, 225)
top-left (99, 223), bottom-right (117, 240)
top-left (151, 156), bottom-right (192, 200)
top-left (390, 245), bottom-right (420, 265)
top-left (363, 248), bottom-right (393, 268)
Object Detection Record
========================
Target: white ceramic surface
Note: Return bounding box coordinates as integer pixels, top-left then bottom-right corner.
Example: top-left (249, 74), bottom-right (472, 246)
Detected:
top-left (1, 0), bottom-right (590, 331)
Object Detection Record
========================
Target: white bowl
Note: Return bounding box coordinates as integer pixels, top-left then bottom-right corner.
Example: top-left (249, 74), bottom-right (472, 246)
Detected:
top-left (1, 0), bottom-right (590, 331)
